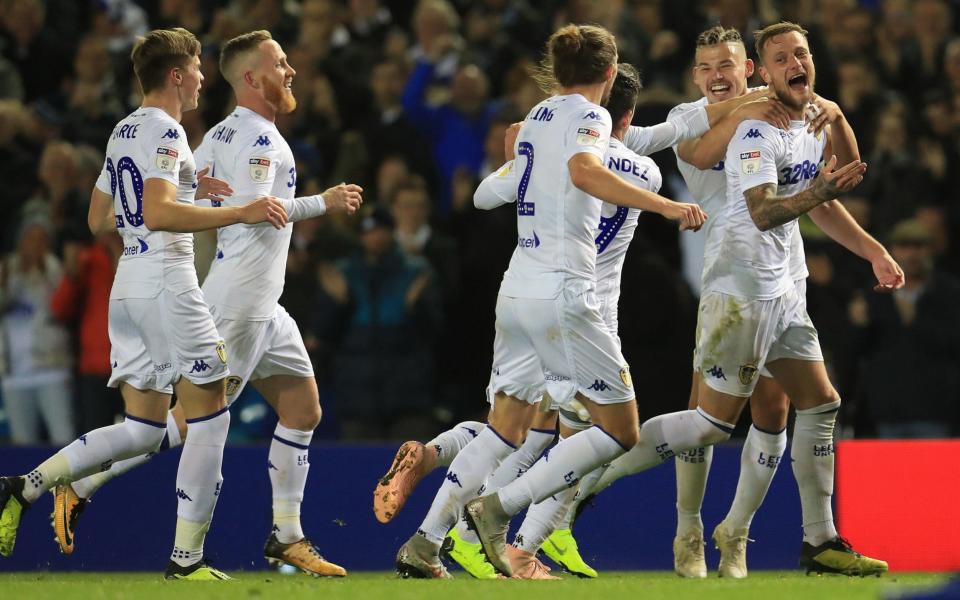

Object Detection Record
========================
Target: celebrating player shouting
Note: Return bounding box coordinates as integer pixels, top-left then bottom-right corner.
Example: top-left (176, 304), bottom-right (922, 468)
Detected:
top-left (0, 27), bottom-right (288, 580)
top-left (49, 30), bottom-right (361, 577)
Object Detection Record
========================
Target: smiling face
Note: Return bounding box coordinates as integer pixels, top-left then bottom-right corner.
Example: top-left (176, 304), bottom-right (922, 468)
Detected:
top-left (693, 41), bottom-right (753, 103)
top-left (253, 40), bottom-right (297, 114)
top-left (759, 31), bottom-right (815, 111)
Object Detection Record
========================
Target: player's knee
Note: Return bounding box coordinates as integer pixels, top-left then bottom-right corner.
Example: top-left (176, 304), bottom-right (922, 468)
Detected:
top-left (700, 426), bottom-right (731, 446)
top-left (280, 402), bottom-right (321, 431)
top-left (616, 426), bottom-right (640, 449)
top-left (125, 418), bottom-right (167, 453)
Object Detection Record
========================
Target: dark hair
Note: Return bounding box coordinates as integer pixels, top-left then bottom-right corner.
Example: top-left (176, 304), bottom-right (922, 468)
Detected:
top-left (606, 63), bottom-right (642, 125)
top-left (220, 30), bottom-right (273, 80)
top-left (533, 24), bottom-right (617, 92)
top-left (131, 28), bottom-right (201, 94)
top-left (754, 21), bottom-right (809, 61)
top-left (696, 25), bottom-right (744, 48)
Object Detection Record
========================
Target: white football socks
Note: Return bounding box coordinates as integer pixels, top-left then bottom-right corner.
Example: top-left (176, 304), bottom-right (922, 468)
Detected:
top-left (417, 426), bottom-right (515, 544)
top-left (675, 446), bottom-right (713, 537)
top-left (590, 409), bottom-right (734, 498)
top-left (427, 421), bottom-right (486, 468)
top-left (269, 423), bottom-right (314, 544)
top-left (792, 400), bottom-right (840, 546)
top-left (514, 483), bottom-right (579, 554)
top-left (71, 411), bottom-right (183, 500)
top-left (455, 426), bottom-right (555, 544)
top-left (171, 407), bottom-right (230, 567)
top-left (724, 425), bottom-right (786, 532)
top-left (558, 463), bottom-right (607, 530)
top-left (498, 426), bottom-right (625, 516)
top-left (23, 415), bottom-right (167, 503)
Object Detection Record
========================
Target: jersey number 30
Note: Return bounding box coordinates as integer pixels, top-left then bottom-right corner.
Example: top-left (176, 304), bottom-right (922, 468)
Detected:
top-left (516, 142), bottom-right (535, 216)
top-left (106, 156), bottom-right (145, 227)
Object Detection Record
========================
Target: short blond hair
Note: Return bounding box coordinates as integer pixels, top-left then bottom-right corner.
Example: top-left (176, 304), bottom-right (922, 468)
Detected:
top-left (220, 30), bottom-right (273, 81)
top-left (754, 22), bottom-right (809, 60)
top-left (696, 25), bottom-right (744, 48)
top-left (131, 28), bottom-right (201, 95)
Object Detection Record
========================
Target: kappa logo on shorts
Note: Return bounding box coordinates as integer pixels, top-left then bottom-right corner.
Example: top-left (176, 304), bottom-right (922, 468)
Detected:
top-left (738, 364), bottom-right (759, 386)
top-left (706, 365), bottom-right (727, 380)
top-left (216, 341), bottom-right (227, 364)
top-left (619, 365), bottom-right (632, 388)
top-left (589, 379), bottom-right (609, 392)
top-left (189, 360), bottom-right (211, 373)
top-left (225, 375), bottom-right (243, 396)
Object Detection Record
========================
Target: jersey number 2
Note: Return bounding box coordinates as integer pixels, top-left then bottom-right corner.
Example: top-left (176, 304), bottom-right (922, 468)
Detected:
top-left (516, 142), bottom-right (535, 216)
top-left (106, 157), bottom-right (144, 227)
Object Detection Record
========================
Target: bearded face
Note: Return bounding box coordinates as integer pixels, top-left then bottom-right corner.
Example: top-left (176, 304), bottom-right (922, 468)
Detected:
top-left (261, 74), bottom-right (296, 114)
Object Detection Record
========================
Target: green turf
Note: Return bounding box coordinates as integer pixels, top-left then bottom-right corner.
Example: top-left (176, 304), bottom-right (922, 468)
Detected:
top-left (0, 571), bottom-right (947, 600)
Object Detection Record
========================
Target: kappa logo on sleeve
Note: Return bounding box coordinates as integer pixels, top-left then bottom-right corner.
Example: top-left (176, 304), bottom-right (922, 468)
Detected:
top-left (740, 150), bottom-right (761, 175)
top-left (156, 147), bottom-right (179, 172)
top-left (576, 127), bottom-right (602, 146)
top-left (249, 157), bottom-right (271, 182)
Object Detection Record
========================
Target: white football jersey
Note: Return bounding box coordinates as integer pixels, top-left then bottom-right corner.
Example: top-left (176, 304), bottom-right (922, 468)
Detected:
top-left (193, 107), bottom-right (297, 321)
top-left (704, 119), bottom-right (826, 299)
top-left (95, 107), bottom-right (198, 299)
top-left (475, 137), bottom-right (662, 325)
top-left (498, 94), bottom-right (613, 299)
top-left (595, 138), bottom-right (662, 324)
top-left (668, 97), bottom-right (808, 288)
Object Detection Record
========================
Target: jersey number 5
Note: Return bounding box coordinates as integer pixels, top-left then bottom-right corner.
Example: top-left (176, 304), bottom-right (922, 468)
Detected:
top-left (106, 156), bottom-right (145, 227)
top-left (516, 142), bottom-right (535, 216)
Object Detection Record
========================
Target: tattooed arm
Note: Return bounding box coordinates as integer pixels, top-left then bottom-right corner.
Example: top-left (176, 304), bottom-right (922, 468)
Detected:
top-left (744, 155), bottom-right (868, 231)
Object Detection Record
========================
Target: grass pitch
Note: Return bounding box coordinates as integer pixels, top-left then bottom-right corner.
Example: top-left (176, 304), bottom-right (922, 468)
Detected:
top-left (0, 571), bottom-right (947, 600)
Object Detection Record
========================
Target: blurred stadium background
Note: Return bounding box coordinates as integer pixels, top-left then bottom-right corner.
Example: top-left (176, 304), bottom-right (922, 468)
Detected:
top-left (0, 0), bottom-right (957, 576)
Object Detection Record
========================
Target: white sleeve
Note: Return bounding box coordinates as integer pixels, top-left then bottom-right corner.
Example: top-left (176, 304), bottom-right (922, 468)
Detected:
top-left (236, 131), bottom-right (284, 197)
top-left (728, 121), bottom-right (782, 191)
top-left (94, 155), bottom-right (113, 196)
top-left (622, 103), bottom-right (710, 156)
top-left (192, 137), bottom-right (214, 207)
top-left (474, 161), bottom-right (517, 210)
top-left (563, 106), bottom-right (612, 162)
top-left (142, 124), bottom-right (188, 186)
top-left (279, 194), bottom-right (327, 222)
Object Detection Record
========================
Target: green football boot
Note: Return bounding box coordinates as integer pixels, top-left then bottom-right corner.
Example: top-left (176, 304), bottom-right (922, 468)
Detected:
top-left (541, 528), bottom-right (598, 578)
top-left (164, 559), bottom-right (233, 580)
top-left (0, 477), bottom-right (29, 557)
top-left (800, 537), bottom-right (889, 577)
top-left (441, 528), bottom-right (497, 579)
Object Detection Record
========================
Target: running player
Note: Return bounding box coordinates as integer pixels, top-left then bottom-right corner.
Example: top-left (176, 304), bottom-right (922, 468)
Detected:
top-left (50, 30), bottom-right (360, 577)
top-left (396, 23), bottom-right (706, 579)
top-left (528, 21), bottom-right (896, 578)
top-left (0, 28), bottom-right (288, 580)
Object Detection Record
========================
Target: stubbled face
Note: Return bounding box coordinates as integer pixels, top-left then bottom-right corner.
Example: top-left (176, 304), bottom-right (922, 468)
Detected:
top-left (257, 40), bottom-right (297, 114)
top-left (178, 55), bottom-right (203, 111)
top-left (693, 42), bottom-right (752, 103)
top-left (759, 31), bottom-right (816, 111)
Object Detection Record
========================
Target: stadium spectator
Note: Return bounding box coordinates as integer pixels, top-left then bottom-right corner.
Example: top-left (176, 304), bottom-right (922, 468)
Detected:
top-left (0, 219), bottom-right (74, 444)
top-left (850, 220), bottom-right (960, 438)
top-left (0, 0), bottom-right (72, 102)
top-left (50, 235), bottom-right (122, 432)
top-left (318, 206), bottom-right (442, 440)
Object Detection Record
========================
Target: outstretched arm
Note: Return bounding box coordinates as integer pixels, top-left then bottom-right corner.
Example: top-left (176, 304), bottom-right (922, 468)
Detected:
top-left (678, 98), bottom-right (791, 169)
top-left (808, 200), bottom-right (904, 291)
top-left (142, 179), bottom-right (287, 233)
top-left (744, 155), bottom-right (867, 231)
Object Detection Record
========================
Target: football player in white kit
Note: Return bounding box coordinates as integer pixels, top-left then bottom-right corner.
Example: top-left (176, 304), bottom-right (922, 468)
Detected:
top-left (536, 22), bottom-right (898, 578)
top-left (393, 23), bottom-right (708, 579)
top-left (541, 25), bottom-right (905, 579)
top-left (0, 28), bottom-right (289, 580)
top-left (49, 31), bottom-right (361, 577)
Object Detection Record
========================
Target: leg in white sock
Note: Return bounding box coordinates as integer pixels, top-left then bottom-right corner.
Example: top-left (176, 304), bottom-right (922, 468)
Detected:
top-left (455, 427), bottom-right (555, 544)
top-left (22, 415), bottom-right (167, 503)
top-left (675, 446), bottom-right (713, 537)
top-left (171, 407), bottom-right (230, 567)
top-left (417, 426), bottom-right (516, 544)
top-left (498, 426), bottom-right (627, 516)
top-left (427, 421), bottom-right (486, 468)
top-left (558, 463), bottom-right (607, 530)
top-left (71, 411), bottom-right (184, 500)
top-left (723, 425), bottom-right (787, 532)
top-left (514, 483), bottom-right (579, 554)
top-left (791, 401), bottom-right (840, 546)
top-left (269, 423), bottom-right (313, 544)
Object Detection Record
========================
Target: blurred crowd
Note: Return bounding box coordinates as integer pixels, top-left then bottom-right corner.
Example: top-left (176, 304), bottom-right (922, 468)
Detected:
top-left (0, 0), bottom-right (958, 444)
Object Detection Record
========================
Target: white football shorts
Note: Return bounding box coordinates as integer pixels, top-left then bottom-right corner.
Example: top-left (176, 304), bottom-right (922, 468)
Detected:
top-left (694, 280), bottom-right (822, 397)
top-left (487, 285), bottom-right (633, 407)
top-left (211, 304), bottom-right (314, 403)
top-left (108, 287), bottom-right (228, 393)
